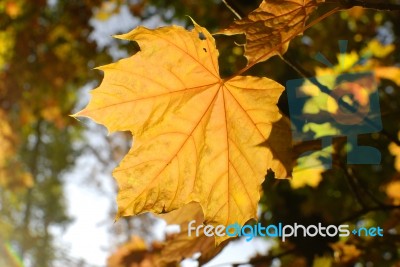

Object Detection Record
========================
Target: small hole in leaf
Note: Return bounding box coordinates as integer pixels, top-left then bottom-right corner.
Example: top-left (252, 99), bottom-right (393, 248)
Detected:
top-left (198, 32), bottom-right (206, 40)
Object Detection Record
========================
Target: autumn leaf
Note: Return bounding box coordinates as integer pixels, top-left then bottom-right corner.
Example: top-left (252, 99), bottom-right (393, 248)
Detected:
top-left (108, 203), bottom-right (224, 267)
top-left (107, 236), bottom-right (167, 267)
top-left (218, 0), bottom-right (324, 64)
top-left (361, 38), bottom-right (395, 58)
top-left (159, 202), bottom-right (225, 265)
top-left (291, 156), bottom-right (324, 189)
top-left (375, 67), bottom-right (400, 87)
top-left (75, 20), bottom-right (291, 243)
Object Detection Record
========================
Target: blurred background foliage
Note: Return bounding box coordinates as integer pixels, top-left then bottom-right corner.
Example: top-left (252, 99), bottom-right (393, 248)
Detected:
top-left (0, 0), bottom-right (400, 266)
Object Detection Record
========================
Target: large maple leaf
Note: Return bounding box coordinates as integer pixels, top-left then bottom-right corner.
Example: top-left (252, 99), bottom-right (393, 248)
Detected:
top-left (75, 21), bottom-right (290, 242)
top-left (219, 0), bottom-right (324, 64)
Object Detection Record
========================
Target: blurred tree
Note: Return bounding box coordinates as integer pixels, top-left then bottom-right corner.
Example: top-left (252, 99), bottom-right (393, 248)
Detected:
top-left (2, 0), bottom-right (400, 266)
top-left (0, 0), bottom-right (109, 266)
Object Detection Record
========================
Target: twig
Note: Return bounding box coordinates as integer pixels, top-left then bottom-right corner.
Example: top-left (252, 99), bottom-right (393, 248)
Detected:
top-left (84, 144), bottom-right (109, 166)
top-left (222, 0), bottom-right (242, 20)
top-left (348, 167), bottom-right (386, 207)
top-left (342, 165), bottom-right (367, 209)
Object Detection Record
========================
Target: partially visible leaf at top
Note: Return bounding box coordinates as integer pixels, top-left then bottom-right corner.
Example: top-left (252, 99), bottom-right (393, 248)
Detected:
top-left (218, 0), bottom-right (324, 64)
top-left (74, 20), bottom-right (291, 243)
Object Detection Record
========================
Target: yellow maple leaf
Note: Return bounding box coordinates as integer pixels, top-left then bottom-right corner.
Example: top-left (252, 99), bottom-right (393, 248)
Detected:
top-left (218, 0), bottom-right (324, 64)
top-left (74, 20), bottom-right (291, 243)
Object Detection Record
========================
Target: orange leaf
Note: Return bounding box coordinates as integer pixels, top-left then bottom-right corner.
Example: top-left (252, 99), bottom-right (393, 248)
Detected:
top-left (218, 0), bottom-right (324, 64)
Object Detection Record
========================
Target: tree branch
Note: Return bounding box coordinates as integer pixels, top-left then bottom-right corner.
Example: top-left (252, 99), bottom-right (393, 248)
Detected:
top-left (342, 165), bottom-right (368, 209)
top-left (347, 166), bottom-right (387, 207)
top-left (222, 0), bottom-right (242, 20)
